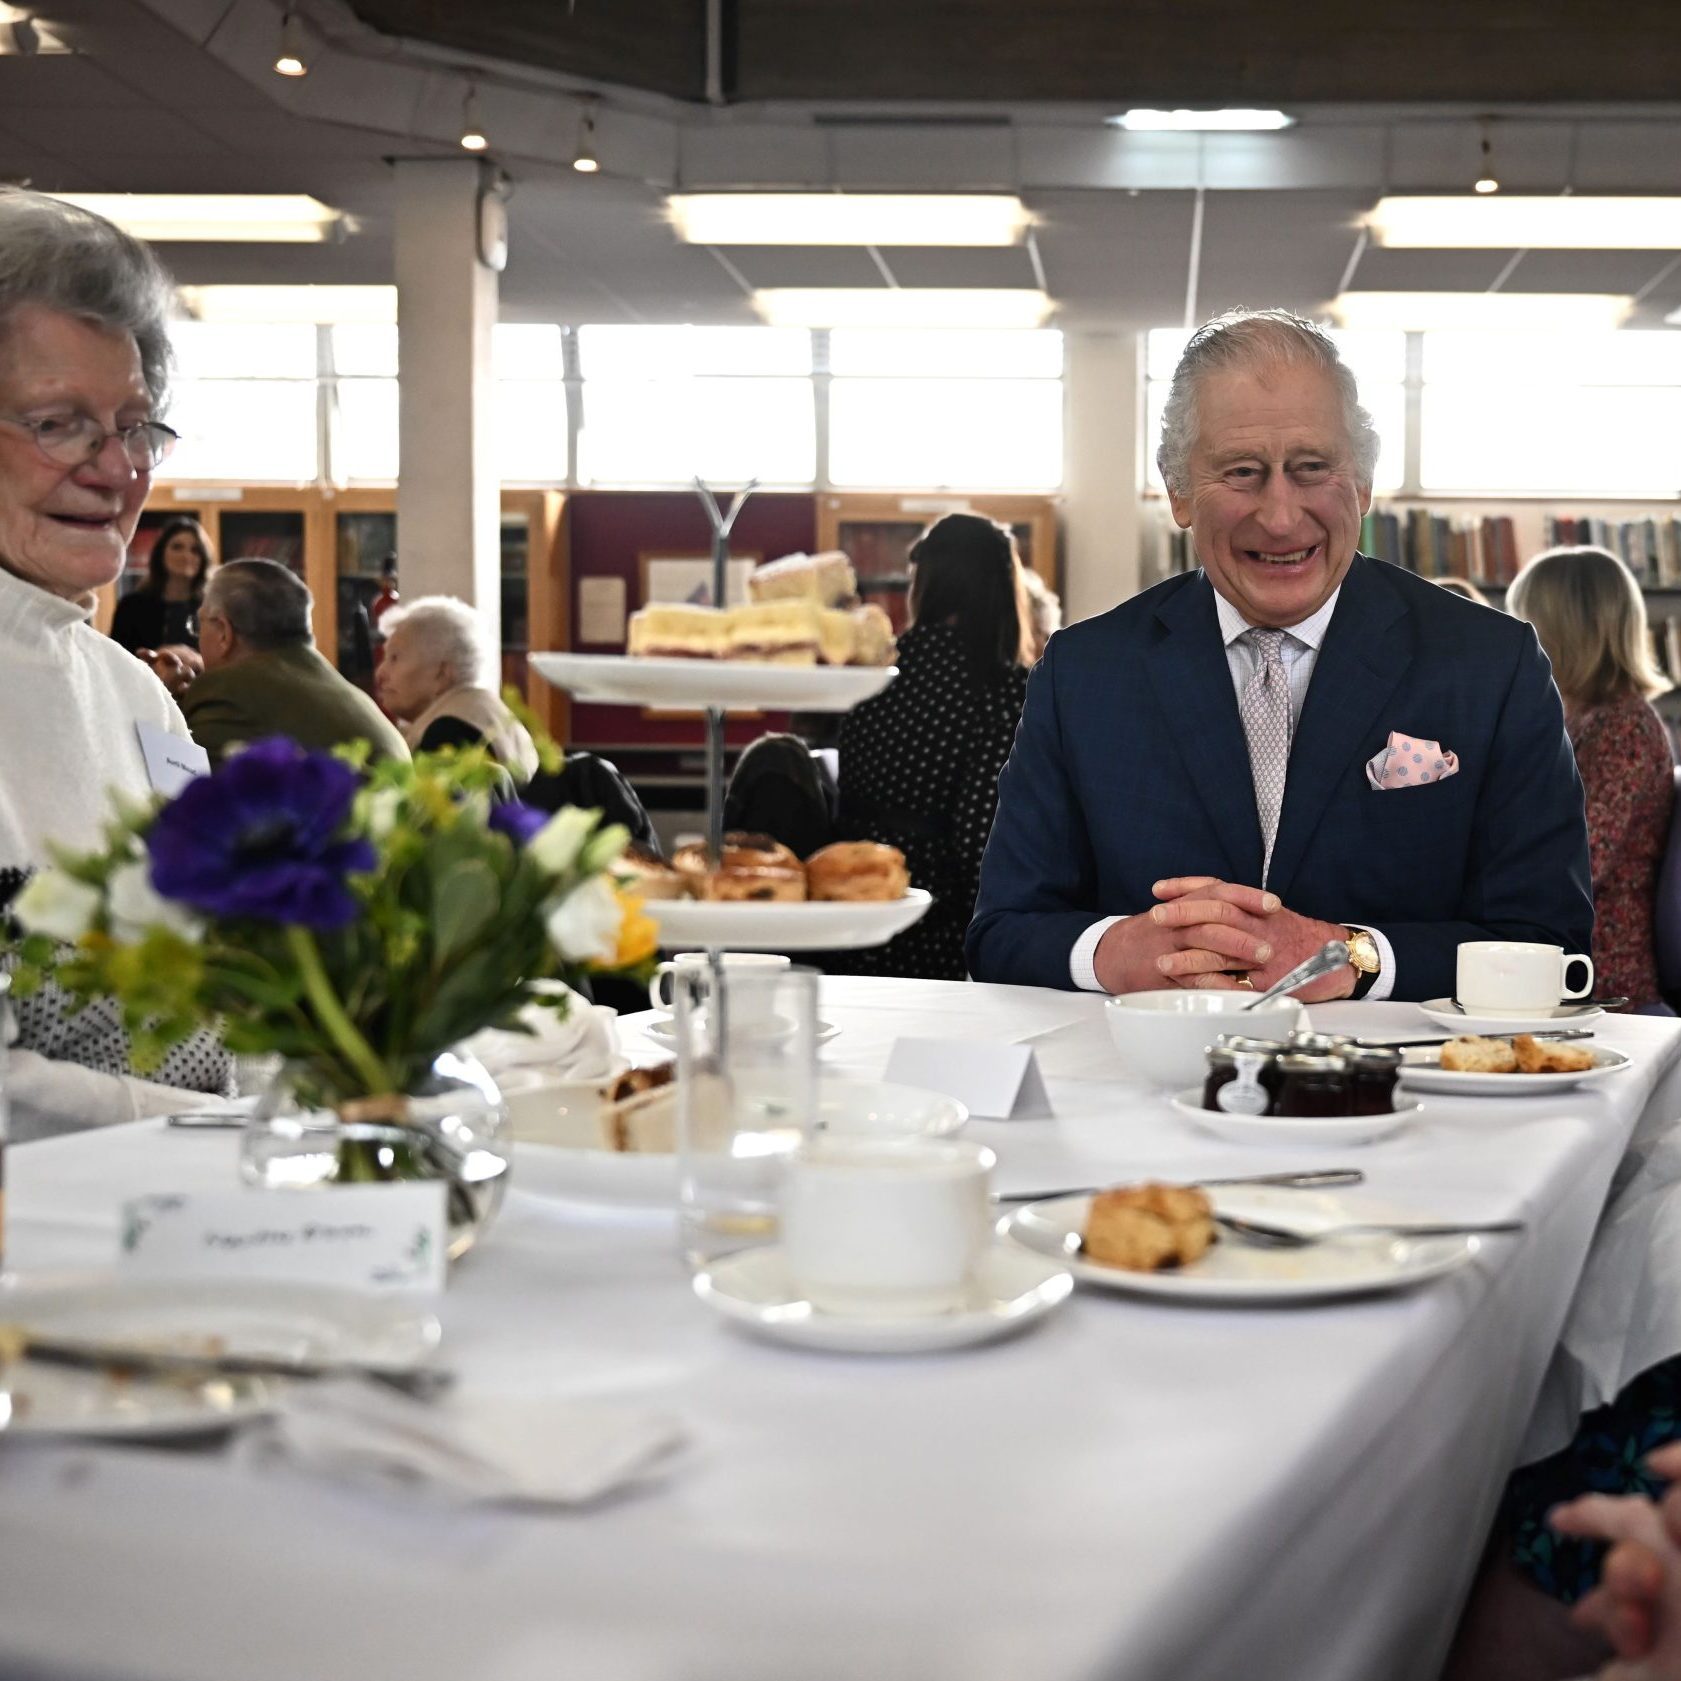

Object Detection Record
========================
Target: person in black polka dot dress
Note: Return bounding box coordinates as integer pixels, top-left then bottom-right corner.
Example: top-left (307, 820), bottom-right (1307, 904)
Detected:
top-left (831, 514), bottom-right (1030, 980)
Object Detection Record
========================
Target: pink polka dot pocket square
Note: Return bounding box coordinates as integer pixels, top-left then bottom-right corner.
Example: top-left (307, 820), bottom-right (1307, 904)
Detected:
top-left (1366, 730), bottom-right (1459, 791)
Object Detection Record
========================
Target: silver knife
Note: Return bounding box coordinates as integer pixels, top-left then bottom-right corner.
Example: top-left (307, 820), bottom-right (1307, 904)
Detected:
top-left (993, 1167), bottom-right (1365, 1204)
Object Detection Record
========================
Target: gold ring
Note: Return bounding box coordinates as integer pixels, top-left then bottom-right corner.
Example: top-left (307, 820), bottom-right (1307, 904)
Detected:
top-left (1235, 974), bottom-right (1255, 990)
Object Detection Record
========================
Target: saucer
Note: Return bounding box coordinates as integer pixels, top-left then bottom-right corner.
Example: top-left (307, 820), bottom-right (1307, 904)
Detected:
top-left (640, 1014), bottom-right (842, 1050)
top-left (1169, 1087), bottom-right (1420, 1147)
top-left (692, 1243), bottom-right (1072, 1353)
top-left (1418, 997), bottom-right (1604, 1034)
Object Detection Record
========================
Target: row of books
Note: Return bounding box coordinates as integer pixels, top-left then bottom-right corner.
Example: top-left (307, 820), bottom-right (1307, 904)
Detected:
top-left (1542, 516), bottom-right (1681, 588)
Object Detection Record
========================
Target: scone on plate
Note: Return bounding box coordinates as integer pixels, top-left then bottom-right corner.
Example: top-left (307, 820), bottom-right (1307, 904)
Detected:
top-left (1440, 1035), bottom-right (1519, 1074)
top-left (1082, 1183), bottom-right (1215, 1272)
top-left (1512, 1034), bottom-right (1596, 1074)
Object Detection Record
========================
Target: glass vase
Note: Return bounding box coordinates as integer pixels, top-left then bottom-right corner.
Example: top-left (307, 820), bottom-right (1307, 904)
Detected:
top-left (238, 1048), bottom-right (510, 1263)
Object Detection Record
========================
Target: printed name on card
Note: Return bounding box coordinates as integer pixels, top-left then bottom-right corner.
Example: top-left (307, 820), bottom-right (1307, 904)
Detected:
top-left (883, 1038), bottom-right (1053, 1120)
top-left (135, 721), bottom-right (210, 799)
top-left (119, 1184), bottom-right (448, 1293)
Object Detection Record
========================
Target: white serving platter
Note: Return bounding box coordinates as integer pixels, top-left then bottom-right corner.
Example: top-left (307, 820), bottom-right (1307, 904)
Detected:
top-left (648, 890), bottom-right (932, 952)
top-left (529, 652), bottom-right (897, 713)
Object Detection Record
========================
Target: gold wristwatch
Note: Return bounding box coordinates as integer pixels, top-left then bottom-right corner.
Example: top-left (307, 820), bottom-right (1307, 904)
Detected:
top-left (1344, 926), bottom-right (1381, 999)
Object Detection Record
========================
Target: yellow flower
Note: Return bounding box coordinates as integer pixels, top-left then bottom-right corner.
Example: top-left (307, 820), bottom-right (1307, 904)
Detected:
top-left (594, 885), bottom-right (659, 970)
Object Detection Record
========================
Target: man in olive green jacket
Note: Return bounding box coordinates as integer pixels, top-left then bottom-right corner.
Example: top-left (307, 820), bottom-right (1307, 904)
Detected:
top-left (181, 558), bottom-right (409, 768)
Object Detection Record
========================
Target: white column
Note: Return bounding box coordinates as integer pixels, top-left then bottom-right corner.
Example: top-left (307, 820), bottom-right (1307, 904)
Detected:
top-left (1061, 331), bottom-right (1144, 625)
top-left (394, 158), bottom-right (500, 645)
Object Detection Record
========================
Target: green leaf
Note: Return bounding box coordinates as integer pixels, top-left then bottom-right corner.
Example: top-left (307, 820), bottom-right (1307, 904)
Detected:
top-left (430, 859), bottom-right (501, 964)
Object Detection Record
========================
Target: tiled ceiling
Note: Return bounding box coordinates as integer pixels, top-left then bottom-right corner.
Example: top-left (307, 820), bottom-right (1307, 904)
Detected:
top-left (4, 1), bottom-right (1681, 331)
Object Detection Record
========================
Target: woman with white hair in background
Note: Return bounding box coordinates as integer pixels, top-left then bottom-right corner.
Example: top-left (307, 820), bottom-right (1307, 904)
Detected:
top-left (375, 594), bottom-right (539, 781)
top-left (0, 187), bottom-right (230, 1136)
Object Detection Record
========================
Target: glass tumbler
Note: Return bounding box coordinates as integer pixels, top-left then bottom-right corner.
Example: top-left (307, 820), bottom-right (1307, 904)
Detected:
top-left (673, 961), bottom-right (818, 1270)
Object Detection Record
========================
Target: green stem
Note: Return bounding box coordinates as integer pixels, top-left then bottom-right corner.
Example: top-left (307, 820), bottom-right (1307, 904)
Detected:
top-left (284, 925), bottom-right (394, 1096)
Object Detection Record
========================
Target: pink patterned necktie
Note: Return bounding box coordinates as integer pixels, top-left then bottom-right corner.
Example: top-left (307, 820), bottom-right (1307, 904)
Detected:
top-left (1239, 628), bottom-right (1291, 884)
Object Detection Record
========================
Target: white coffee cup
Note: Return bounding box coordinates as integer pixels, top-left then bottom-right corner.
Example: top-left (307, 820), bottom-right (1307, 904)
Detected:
top-left (1456, 941), bottom-right (1594, 1016)
top-left (649, 952), bottom-right (791, 1026)
top-left (781, 1136), bottom-right (996, 1318)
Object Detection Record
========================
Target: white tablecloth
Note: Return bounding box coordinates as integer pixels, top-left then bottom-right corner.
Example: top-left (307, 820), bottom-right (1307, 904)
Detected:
top-left (1, 980), bottom-right (1678, 1681)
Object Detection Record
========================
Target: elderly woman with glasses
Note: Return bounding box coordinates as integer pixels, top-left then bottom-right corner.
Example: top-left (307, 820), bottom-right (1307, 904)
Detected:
top-left (0, 186), bottom-right (230, 1137)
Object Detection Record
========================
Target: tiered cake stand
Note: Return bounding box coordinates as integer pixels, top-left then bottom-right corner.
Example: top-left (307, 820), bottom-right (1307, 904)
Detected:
top-left (531, 480), bottom-right (933, 957)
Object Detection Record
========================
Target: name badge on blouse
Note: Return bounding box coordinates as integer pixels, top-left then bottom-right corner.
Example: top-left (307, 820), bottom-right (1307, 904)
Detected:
top-left (136, 720), bottom-right (209, 798)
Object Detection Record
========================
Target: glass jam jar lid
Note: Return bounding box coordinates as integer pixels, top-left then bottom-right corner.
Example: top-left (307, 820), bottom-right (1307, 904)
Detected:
top-left (1276, 1050), bottom-right (1349, 1074)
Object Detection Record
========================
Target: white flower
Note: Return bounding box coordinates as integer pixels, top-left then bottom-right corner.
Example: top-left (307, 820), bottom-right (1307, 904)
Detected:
top-left (528, 806), bottom-right (599, 877)
top-left (545, 876), bottom-right (623, 964)
top-left (12, 870), bottom-right (101, 944)
top-left (106, 860), bottom-right (202, 944)
top-left (361, 787), bottom-right (403, 842)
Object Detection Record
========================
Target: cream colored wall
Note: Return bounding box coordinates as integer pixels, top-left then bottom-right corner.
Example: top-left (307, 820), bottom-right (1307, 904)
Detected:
top-left (1060, 331), bottom-right (1145, 627)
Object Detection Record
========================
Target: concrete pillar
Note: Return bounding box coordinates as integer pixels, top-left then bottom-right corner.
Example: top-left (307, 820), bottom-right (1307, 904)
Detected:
top-left (394, 158), bottom-right (500, 645)
top-left (1061, 331), bottom-right (1144, 625)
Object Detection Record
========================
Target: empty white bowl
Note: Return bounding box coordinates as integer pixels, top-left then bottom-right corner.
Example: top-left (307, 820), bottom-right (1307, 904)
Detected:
top-left (1104, 990), bottom-right (1306, 1088)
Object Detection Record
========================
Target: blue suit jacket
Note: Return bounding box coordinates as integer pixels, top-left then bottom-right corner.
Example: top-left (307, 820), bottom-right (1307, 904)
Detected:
top-left (966, 555), bottom-right (1594, 999)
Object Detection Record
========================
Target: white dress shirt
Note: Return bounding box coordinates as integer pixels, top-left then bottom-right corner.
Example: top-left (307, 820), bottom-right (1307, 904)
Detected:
top-left (1068, 583), bottom-right (1395, 996)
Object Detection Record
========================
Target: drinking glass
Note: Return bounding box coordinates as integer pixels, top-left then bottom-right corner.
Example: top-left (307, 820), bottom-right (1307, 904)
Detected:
top-left (673, 961), bottom-right (818, 1270)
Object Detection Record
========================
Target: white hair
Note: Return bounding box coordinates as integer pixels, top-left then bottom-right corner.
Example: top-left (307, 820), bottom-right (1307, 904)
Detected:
top-left (1156, 308), bottom-right (1380, 497)
top-left (381, 595), bottom-right (492, 689)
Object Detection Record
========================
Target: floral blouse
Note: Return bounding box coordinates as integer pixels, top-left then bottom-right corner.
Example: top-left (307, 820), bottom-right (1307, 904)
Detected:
top-left (1568, 693), bottom-right (1674, 1009)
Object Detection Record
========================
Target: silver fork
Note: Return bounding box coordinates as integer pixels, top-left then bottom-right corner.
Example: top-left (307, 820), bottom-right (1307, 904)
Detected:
top-left (1215, 1213), bottom-right (1526, 1248)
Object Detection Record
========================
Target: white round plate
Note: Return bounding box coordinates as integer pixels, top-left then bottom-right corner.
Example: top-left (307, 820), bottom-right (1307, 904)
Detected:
top-left (1168, 1087), bottom-right (1419, 1147)
top-left (1004, 1189), bottom-right (1480, 1305)
top-left (693, 1242), bottom-right (1071, 1353)
top-left (1418, 997), bottom-right (1604, 1033)
top-left (1399, 1044), bottom-right (1631, 1096)
top-left (513, 1078), bottom-right (966, 1208)
top-left (640, 1015), bottom-right (842, 1050)
top-left (529, 652), bottom-right (897, 714)
top-left (648, 891), bottom-right (932, 953)
top-left (0, 1277), bottom-right (440, 1439)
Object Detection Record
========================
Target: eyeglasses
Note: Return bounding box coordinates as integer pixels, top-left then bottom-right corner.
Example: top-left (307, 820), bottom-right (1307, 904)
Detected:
top-left (0, 412), bottom-right (180, 471)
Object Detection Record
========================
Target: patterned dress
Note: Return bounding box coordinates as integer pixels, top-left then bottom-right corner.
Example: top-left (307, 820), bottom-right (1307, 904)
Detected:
top-left (1569, 694), bottom-right (1674, 1010)
top-left (831, 622), bottom-right (1028, 980)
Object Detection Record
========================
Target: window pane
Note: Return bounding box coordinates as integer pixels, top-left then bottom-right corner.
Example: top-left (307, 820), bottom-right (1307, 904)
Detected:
top-left (332, 324), bottom-right (398, 378)
top-left (1422, 330), bottom-right (1681, 388)
top-left (577, 377), bottom-right (815, 485)
top-left (334, 378), bottom-right (398, 482)
top-left (1145, 379), bottom-right (1404, 494)
top-left (829, 378), bottom-right (1062, 490)
top-left (155, 379), bottom-right (317, 482)
top-left (1420, 384), bottom-right (1681, 495)
top-left (495, 324), bottom-right (566, 381)
top-left (578, 325), bottom-right (810, 379)
top-left (169, 322), bottom-right (316, 380)
top-left (829, 329), bottom-right (1063, 378)
top-left (496, 381), bottom-right (568, 482)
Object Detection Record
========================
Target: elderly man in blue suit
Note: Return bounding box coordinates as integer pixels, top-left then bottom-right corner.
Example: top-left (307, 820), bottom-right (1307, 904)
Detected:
top-left (967, 309), bottom-right (1592, 1003)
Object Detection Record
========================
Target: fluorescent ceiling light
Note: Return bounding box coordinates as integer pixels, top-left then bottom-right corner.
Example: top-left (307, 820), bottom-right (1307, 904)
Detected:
top-left (669, 194), bottom-right (1031, 247)
top-left (754, 288), bottom-right (1052, 329)
top-left (1330, 291), bottom-right (1634, 331)
top-left (1368, 196), bottom-right (1681, 250)
top-left (178, 285), bottom-right (397, 325)
top-left (50, 193), bottom-right (353, 243)
top-left (1111, 108), bottom-right (1293, 131)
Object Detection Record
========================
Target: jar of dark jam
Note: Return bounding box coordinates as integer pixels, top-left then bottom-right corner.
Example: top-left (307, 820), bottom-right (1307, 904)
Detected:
top-left (1286, 1030), bottom-right (1354, 1058)
top-left (1345, 1045), bottom-right (1402, 1115)
top-left (1274, 1050), bottom-right (1352, 1117)
top-left (1203, 1036), bottom-right (1287, 1114)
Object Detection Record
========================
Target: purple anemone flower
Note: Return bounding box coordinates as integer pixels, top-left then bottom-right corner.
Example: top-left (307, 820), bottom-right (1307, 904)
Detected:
top-left (147, 738), bottom-right (376, 931)
top-left (488, 800), bottom-right (548, 849)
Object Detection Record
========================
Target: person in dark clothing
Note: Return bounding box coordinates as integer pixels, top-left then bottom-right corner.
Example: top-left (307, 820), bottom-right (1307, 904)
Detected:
top-left (832, 512), bottom-right (1028, 980)
top-left (109, 514), bottom-right (213, 655)
top-left (724, 732), bottom-right (836, 862)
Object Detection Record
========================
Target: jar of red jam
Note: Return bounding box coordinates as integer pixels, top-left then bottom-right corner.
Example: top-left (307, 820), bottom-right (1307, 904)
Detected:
top-left (1274, 1050), bottom-right (1352, 1117)
top-left (1345, 1046), bottom-right (1402, 1115)
top-left (1203, 1036), bottom-right (1287, 1114)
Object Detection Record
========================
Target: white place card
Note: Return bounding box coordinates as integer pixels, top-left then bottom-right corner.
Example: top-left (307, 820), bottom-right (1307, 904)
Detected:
top-left (118, 1185), bottom-right (447, 1293)
top-left (135, 720), bottom-right (209, 798)
top-left (883, 1038), bottom-right (1053, 1121)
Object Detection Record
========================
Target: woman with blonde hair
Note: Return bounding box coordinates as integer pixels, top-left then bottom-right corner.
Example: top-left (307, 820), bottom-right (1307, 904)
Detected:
top-left (1507, 544), bottom-right (1673, 1014)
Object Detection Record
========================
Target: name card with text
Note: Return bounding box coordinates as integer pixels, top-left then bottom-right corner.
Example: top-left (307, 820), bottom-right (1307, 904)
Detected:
top-left (884, 1038), bottom-right (1053, 1121)
top-left (119, 1186), bottom-right (447, 1293)
top-left (135, 721), bottom-right (210, 799)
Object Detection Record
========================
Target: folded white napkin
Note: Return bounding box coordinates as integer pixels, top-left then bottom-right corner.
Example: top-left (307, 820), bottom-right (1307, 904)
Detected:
top-left (461, 982), bottom-right (618, 1084)
top-left (246, 1379), bottom-right (683, 1506)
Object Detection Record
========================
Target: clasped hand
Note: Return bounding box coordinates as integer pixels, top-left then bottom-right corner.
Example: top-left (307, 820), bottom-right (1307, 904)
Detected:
top-left (1092, 875), bottom-right (1354, 1001)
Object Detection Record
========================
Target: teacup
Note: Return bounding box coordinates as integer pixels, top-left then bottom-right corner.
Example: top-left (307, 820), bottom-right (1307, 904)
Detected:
top-left (1456, 941), bottom-right (1594, 1017)
top-left (649, 952), bottom-right (791, 1027)
top-left (781, 1136), bottom-right (996, 1318)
